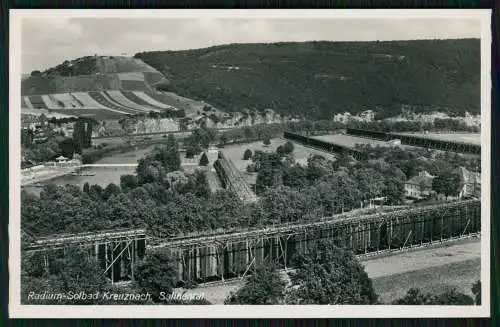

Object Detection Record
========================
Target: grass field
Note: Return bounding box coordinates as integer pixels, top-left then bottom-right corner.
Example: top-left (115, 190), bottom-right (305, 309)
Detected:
top-left (396, 132), bottom-right (481, 145)
top-left (373, 258), bottom-right (480, 304)
top-left (222, 138), bottom-right (336, 169)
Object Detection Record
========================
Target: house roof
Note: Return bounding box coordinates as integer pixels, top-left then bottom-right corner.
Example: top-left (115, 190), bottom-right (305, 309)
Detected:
top-left (56, 155), bottom-right (68, 160)
top-left (406, 172), bottom-right (435, 188)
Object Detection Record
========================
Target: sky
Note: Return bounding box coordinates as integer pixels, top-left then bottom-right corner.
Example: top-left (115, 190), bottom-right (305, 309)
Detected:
top-left (20, 15), bottom-right (481, 74)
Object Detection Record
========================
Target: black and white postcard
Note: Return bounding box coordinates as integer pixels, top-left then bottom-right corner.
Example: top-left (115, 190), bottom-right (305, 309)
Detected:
top-left (9, 9), bottom-right (491, 318)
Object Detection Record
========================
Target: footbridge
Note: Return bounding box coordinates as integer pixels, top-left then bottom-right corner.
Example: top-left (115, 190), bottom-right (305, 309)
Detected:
top-left (23, 200), bottom-right (480, 284)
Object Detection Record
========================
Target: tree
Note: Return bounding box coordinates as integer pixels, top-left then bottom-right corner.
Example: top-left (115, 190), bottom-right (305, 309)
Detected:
top-left (243, 149), bottom-right (253, 160)
top-left (432, 169), bottom-right (464, 198)
top-left (276, 145), bottom-right (285, 156)
top-left (166, 134), bottom-right (178, 149)
top-left (355, 168), bottom-right (386, 202)
top-left (472, 281), bottom-right (481, 305)
top-left (120, 174), bottom-right (138, 192)
top-left (392, 288), bottom-right (432, 305)
top-left (72, 121), bottom-right (85, 153)
top-left (185, 145), bottom-right (201, 158)
top-left (225, 261), bottom-right (286, 304)
top-left (255, 153), bottom-right (283, 194)
top-left (102, 183), bottom-right (121, 201)
top-left (286, 240), bottom-right (378, 304)
top-left (30, 70), bottom-right (41, 77)
top-left (263, 138), bottom-right (271, 146)
top-left (283, 141), bottom-right (294, 154)
top-left (194, 171), bottom-right (211, 198)
top-left (393, 288), bottom-right (475, 305)
top-left (134, 249), bottom-right (178, 302)
top-left (199, 152), bottom-right (209, 166)
top-left (83, 182), bottom-right (90, 194)
top-left (58, 138), bottom-right (77, 158)
top-left (21, 129), bottom-right (34, 148)
top-left (430, 289), bottom-right (474, 305)
top-left (22, 247), bottom-right (108, 305)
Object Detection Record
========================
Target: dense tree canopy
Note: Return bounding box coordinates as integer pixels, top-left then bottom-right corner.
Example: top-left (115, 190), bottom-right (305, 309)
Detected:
top-left (135, 40), bottom-right (479, 119)
top-left (225, 262), bottom-right (286, 304)
top-left (286, 240), bottom-right (378, 304)
top-left (134, 249), bottom-right (178, 302)
top-left (393, 287), bottom-right (475, 305)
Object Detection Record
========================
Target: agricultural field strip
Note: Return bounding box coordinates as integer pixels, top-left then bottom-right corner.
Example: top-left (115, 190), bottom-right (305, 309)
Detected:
top-left (106, 90), bottom-right (160, 112)
top-left (72, 92), bottom-right (134, 115)
top-left (121, 91), bottom-right (167, 110)
top-left (155, 200), bottom-right (477, 248)
top-left (86, 92), bottom-right (138, 115)
top-left (133, 91), bottom-right (172, 109)
top-left (23, 96), bottom-right (34, 109)
top-left (51, 93), bottom-right (84, 108)
top-left (100, 91), bottom-right (144, 113)
top-left (41, 95), bottom-right (59, 109)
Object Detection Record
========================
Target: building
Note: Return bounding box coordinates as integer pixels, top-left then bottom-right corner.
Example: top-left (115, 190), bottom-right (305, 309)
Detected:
top-left (405, 170), bottom-right (435, 199)
top-left (56, 156), bottom-right (68, 163)
top-left (387, 139), bottom-right (401, 146)
top-left (359, 110), bottom-right (375, 122)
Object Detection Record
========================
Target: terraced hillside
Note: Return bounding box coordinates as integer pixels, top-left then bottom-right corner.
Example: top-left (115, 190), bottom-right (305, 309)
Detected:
top-left (20, 56), bottom-right (211, 120)
top-left (135, 39), bottom-right (480, 119)
top-left (21, 90), bottom-right (184, 120)
top-left (22, 56), bottom-right (166, 95)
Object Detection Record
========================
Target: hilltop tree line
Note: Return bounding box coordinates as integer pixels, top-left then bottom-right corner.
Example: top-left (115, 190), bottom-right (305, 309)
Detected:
top-left (135, 39), bottom-right (479, 119)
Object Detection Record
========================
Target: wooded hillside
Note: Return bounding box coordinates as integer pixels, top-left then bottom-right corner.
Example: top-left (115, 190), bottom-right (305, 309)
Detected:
top-left (135, 39), bottom-right (480, 119)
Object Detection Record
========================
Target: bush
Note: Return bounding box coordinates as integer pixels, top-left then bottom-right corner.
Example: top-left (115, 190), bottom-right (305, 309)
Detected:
top-left (283, 141), bottom-right (294, 154)
top-left (243, 149), bottom-right (253, 160)
top-left (199, 152), bottom-right (209, 166)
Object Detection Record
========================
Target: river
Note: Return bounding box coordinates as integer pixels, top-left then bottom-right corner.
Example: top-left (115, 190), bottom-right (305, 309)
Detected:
top-left (23, 145), bottom-right (156, 196)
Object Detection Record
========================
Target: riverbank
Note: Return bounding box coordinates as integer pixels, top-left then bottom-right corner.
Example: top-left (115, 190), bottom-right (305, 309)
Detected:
top-left (22, 167), bottom-right (77, 186)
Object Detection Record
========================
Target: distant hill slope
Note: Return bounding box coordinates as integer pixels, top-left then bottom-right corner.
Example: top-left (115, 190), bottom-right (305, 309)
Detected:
top-left (135, 39), bottom-right (480, 119)
top-left (22, 56), bottom-right (167, 95)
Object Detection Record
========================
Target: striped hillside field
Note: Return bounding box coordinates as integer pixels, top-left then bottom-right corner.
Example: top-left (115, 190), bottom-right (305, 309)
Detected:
top-left (132, 91), bottom-right (177, 110)
top-left (145, 92), bottom-right (190, 111)
top-left (23, 96), bottom-right (34, 109)
top-left (87, 91), bottom-right (139, 115)
top-left (75, 92), bottom-right (135, 115)
top-left (51, 93), bottom-right (84, 109)
top-left (105, 90), bottom-right (160, 113)
top-left (120, 79), bottom-right (150, 91)
top-left (28, 95), bottom-right (49, 109)
top-left (99, 91), bottom-right (144, 114)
